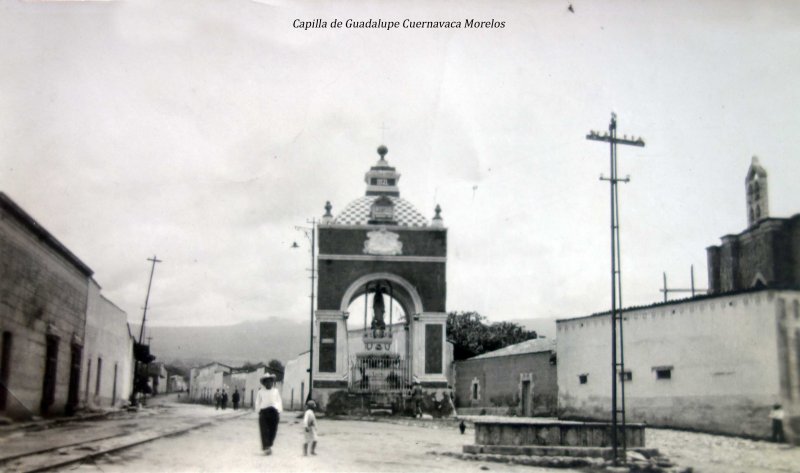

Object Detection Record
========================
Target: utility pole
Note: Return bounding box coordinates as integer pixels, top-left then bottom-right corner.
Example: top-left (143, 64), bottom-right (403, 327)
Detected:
top-left (587, 113), bottom-right (645, 465)
top-left (133, 255), bottom-right (162, 407)
top-left (660, 265), bottom-right (707, 301)
top-left (294, 219), bottom-right (317, 403)
top-left (138, 256), bottom-right (163, 343)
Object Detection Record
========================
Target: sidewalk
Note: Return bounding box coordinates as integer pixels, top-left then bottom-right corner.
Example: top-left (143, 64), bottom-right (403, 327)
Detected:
top-left (0, 401), bottom-right (248, 472)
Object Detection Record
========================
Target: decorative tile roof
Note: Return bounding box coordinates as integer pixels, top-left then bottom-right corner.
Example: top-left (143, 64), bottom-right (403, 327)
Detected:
top-left (468, 338), bottom-right (556, 360)
top-left (333, 196), bottom-right (429, 227)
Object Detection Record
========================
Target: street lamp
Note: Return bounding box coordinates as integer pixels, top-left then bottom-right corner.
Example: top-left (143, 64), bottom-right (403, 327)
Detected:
top-left (292, 218), bottom-right (316, 403)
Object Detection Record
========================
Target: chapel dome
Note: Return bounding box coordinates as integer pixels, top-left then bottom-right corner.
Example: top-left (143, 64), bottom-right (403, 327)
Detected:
top-left (331, 145), bottom-right (430, 227)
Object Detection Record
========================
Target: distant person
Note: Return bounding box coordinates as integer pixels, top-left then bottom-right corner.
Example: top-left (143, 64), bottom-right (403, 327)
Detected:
top-left (221, 390), bottom-right (229, 410)
top-left (214, 389), bottom-right (222, 410)
top-left (770, 404), bottom-right (785, 443)
top-left (459, 420), bottom-right (466, 435)
top-left (232, 389), bottom-right (240, 410)
top-left (303, 400), bottom-right (318, 456)
top-left (255, 373), bottom-right (283, 455)
top-left (412, 381), bottom-right (424, 418)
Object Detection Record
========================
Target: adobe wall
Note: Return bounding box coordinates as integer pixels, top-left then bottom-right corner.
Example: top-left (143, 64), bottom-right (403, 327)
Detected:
top-left (0, 205), bottom-right (89, 419)
top-left (282, 351), bottom-right (310, 411)
top-left (83, 281), bottom-right (134, 408)
top-left (455, 351), bottom-right (557, 416)
top-left (557, 290), bottom-right (795, 438)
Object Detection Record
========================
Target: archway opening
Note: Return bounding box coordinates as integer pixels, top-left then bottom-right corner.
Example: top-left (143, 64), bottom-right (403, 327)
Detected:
top-left (344, 281), bottom-right (414, 394)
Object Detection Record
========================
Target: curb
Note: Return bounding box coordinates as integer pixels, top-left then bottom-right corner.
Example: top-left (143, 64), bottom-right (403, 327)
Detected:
top-left (18, 411), bottom-right (250, 473)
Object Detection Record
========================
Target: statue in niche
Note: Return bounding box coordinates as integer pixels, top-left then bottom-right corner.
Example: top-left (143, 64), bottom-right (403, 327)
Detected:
top-left (371, 286), bottom-right (387, 338)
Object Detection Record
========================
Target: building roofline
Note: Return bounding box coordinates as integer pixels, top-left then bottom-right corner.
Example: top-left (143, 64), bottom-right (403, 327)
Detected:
top-left (460, 338), bottom-right (556, 361)
top-left (99, 294), bottom-right (128, 315)
top-left (707, 214), bottom-right (800, 248)
top-left (197, 361), bottom-right (233, 370)
top-left (458, 350), bottom-right (554, 363)
top-left (0, 192), bottom-right (93, 277)
top-left (556, 284), bottom-right (800, 324)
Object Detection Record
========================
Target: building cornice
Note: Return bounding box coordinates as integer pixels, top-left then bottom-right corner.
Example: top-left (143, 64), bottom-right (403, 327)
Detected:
top-left (318, 223), bottom-right (446, 232)
top-left (319, 254), bottom-right (446, 263)
top-left (0, 192), bottom-right (94, 277)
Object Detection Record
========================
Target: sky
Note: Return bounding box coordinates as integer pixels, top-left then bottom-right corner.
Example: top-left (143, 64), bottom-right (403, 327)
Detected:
top-left (1, 0), bottom-right (799, 328)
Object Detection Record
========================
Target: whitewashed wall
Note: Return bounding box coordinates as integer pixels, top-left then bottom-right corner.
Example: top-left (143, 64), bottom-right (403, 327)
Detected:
top-left (557, 289), bottom-right (794, 437)
top-left (282, 351), bottom-right (310, 411)
top-left (83, 280), bottom-right (134, 409)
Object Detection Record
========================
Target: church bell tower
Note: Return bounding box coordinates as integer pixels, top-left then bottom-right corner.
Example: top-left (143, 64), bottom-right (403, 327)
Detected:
top-left (746, 156), bottom-right (769, 227)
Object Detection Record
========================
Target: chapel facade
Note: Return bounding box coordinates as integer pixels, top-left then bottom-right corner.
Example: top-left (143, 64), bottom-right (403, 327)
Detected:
top-left (311, 145), bottom-right (449, 410)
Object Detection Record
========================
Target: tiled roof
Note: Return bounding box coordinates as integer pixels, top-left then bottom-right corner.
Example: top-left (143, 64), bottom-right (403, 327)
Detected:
top-left (333, 196), bottom-right (429, 227)
top-left (468, 338), bottom-right (556, 360)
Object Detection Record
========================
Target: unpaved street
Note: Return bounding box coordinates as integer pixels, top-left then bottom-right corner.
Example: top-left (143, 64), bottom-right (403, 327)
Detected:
top-left (649, 428), bottom-right (799, 473)
top-left (54, 410), bottom-right (575, 473)
top-left (3, 396), bottom-right (799, 473)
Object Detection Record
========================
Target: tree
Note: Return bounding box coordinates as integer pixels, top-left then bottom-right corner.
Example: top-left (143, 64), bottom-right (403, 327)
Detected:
top-left (446, 311), bottom-right (537, 361)
top-left (267, 359), bottom-right (285, 382)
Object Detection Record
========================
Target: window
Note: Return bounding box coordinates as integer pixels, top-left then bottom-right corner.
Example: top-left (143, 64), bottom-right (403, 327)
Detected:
top-left (653, 366), bottom-right (672, 380)
top-left (619, 370), bottom-right (632, 382)
top-left (319, 323), bottom-right (337, 373)
top-left (579, 374), bottom-right (588, 384)
top-left (470, 378), bottom-right (480, 401)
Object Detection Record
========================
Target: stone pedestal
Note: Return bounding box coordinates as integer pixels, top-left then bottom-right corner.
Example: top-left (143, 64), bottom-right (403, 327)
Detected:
top-left (463, 418), bottom-right (656, 459)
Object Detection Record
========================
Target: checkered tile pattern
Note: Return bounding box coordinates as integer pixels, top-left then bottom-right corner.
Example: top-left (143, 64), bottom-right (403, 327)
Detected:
top-left (334, 196), bottom-right (430, 227)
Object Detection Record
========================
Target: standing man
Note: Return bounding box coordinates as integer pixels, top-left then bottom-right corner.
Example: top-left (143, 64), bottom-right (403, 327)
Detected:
top-left (770, 404), bottom-right (785, 443)
top-left (232, 388), bottom-right (240, 410)
top-left (214, 389), bottom-right (222, 410)
top-left (255, 373), bottom-right (283, 455)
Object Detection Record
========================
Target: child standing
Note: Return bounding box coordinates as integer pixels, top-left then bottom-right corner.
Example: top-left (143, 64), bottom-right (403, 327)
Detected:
top-left (303, 400), bottom-right (318, 456)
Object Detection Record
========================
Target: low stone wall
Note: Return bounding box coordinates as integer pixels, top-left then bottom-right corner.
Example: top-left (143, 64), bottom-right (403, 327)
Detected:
top-left (472, 418), bottom-right (646, 448)
top-left (457, 407), bottom-right (509, 416)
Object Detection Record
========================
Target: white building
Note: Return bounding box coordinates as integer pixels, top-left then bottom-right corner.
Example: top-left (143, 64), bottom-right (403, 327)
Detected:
top-left (231, 365), bottom-right (281, 409)
top-left (82, 280), bottom-right (135, 409)
top-left (189, 362), bottom-right (231, 403)
top-left (557, 288), bottom-right (800, 440)
top-left (167, 374), bottom-right (187, 393)
top-left (283, 351), bottom-right (310, 411)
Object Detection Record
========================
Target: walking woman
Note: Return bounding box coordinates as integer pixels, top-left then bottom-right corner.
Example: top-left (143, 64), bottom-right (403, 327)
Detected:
top-left (255, 373), bottom-right (283, 455)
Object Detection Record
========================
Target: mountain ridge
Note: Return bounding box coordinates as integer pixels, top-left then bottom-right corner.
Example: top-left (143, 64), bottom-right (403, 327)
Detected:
top-left (132, 317), bottom-right (309, 367)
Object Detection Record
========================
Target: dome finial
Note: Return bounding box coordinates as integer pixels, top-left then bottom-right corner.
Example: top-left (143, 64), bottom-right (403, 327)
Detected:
top-left (431, 204), bottom-right (443, 228)
top-left (377, 145), bottom-right (388, 159)
top-left (321, 201), bottom-right (333, 224)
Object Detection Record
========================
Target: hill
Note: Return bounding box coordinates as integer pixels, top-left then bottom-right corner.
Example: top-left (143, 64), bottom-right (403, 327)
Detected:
top-left (133, 318), bottom-right (309, 368)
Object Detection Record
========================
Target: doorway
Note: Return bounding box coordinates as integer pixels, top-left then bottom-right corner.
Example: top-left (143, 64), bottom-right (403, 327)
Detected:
top-left (40, 335), bottom-right (59, 416)
top-left (66, 343), bottom-right (82, 415)
top-left (1, 332), bottom-right (12, 411)
top-left (521, 380), bottom-right (532, 417)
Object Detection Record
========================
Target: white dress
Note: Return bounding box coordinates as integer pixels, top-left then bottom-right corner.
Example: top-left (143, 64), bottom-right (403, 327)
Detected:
top-left (303, 409), bottom-right (318, 442)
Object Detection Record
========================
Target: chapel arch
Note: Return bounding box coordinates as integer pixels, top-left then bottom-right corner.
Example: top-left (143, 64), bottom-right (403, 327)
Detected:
top-left (309, 145), bottom-right (449, 408)
top-left (340, 272), bottom-right (424, 316)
